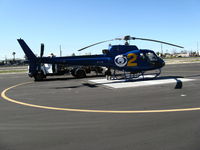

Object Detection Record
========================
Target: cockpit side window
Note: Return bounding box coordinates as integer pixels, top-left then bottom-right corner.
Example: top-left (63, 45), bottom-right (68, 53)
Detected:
top-left (146, 52), bottom-right (158, 61)
top-left (139, 52), bottom-right (146, 60)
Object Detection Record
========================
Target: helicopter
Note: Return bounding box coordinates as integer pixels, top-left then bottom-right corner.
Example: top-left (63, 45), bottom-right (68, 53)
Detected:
top-left (17, 35), bottom-right (183, 81)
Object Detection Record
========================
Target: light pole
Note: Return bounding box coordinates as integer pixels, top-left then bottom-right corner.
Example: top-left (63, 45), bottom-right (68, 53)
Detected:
top-left (60, 45), bottom-right (62, 57)
top-left (161, 44), bottom-right (163, 55)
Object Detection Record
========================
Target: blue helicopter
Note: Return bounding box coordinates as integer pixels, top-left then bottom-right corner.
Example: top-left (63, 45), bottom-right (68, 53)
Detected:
top-left (17, 35), bottom-right (183, 81)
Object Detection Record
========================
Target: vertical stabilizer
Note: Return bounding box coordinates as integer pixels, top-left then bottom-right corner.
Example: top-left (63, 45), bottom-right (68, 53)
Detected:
top-left (17, 39), bottom-right (38, 77)
top-left (17, 39), bottom-right (37, 62)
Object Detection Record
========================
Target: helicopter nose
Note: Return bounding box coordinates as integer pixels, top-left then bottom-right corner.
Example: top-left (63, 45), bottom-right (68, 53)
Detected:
top-left (160, 60), bottom-right (165, 67)
top-left (163, 61), bottom-right (165, 66)
top-left (156, 58), bottom-right (165, 68)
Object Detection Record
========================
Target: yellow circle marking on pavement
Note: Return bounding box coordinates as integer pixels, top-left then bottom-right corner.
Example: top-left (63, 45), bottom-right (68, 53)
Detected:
top-left (1, 82), bottom-right (200, 114)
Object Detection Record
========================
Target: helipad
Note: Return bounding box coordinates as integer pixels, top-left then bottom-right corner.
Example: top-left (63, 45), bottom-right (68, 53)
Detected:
top-left (90, 77), bottom-right (194, 88)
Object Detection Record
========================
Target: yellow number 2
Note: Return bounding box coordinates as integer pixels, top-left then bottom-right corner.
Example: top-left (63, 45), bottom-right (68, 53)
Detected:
top-left (127, 53), bottom-right (137, 67)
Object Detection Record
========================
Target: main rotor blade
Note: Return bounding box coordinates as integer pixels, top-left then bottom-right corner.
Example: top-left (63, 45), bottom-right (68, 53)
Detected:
top-left (78, 39), bottom-right (116, 51)
top-left (131, 37), bottom-right (184, 48)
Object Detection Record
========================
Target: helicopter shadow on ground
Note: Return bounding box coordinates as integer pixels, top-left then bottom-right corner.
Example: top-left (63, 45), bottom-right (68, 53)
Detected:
top-left (50, 75), bottom-right (184, 90)
top-left (40, 74), bottom-right (105, 82)
top-left (40, 74), bottom-right (104, 89)
top-left (185, 74), bottom-right (200, 78)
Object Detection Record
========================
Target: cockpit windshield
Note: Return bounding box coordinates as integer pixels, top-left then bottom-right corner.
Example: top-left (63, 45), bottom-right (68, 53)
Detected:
top-left (146, 52), bottom-right (158, 61)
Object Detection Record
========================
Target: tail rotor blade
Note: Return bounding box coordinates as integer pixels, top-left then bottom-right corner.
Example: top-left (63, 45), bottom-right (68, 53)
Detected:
top-left (40, 43), bottom-right (44, 57)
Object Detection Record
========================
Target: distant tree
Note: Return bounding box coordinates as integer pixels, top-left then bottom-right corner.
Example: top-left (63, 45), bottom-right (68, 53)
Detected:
top-left (12, 52), bottom-right (16, 61)
top-left (172, 49), bottom-right (177, 54)
top-left (85, 52), bottom-right (91, 55)
top-left (71, 53), bottom-right (76, 56)
top-left (156, 52), bottom-right (160, 55)
top-left (0, 60), bottom-right (4, 65)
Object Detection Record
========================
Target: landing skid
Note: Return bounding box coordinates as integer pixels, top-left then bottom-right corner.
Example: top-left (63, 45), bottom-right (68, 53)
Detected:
top-left (106, 69), bottom-right (161, 81)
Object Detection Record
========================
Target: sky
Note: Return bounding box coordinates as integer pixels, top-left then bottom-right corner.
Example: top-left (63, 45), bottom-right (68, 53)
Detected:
top-left (0, 0), bottom-right (200, 60)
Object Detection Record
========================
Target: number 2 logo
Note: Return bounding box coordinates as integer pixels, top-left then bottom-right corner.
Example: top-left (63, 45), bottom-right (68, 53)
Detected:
top-left (127, 53), bottom-right (137, 67)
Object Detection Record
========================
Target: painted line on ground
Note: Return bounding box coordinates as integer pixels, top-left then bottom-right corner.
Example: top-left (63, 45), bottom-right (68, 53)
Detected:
top-left (1, 81), bottom-right (200, 114)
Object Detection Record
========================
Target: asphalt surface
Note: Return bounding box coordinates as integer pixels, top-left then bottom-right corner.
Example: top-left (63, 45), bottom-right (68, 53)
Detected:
top-left (0, 66), bottom-right (27, 71)
top-left (1, 63), bottom-right (200, 150)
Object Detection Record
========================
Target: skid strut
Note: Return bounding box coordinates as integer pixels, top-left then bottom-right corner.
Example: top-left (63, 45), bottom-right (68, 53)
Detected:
top-left (106, 69), bottom-right (161, 80)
